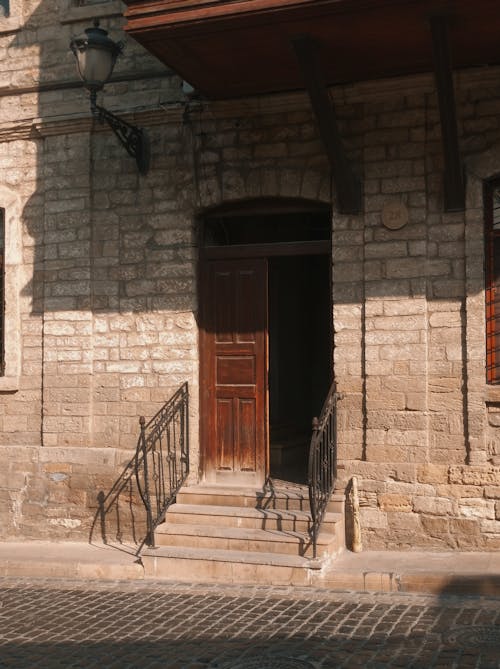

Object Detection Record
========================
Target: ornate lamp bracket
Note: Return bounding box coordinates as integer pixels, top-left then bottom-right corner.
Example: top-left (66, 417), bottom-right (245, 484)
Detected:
top-left (90, 92), bottom-right (150, 175)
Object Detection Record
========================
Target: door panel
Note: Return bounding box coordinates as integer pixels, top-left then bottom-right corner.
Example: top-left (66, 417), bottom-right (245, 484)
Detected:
top-left (200, 258), bottom-right (268, 485)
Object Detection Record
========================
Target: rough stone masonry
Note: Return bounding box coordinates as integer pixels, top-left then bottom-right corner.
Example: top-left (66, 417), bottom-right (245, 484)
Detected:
top-left (0, 0), bottom-right (499, 550)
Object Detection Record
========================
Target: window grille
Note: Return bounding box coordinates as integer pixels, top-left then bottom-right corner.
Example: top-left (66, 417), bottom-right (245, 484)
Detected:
top-left (485, 180), bottom-right (500, 383)
top-left (0, 210), bottom-right (4, 375)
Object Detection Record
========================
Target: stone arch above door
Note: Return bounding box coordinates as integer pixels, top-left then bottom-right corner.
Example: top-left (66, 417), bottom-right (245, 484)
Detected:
top-left (195, 166), bottom-right (333, 212)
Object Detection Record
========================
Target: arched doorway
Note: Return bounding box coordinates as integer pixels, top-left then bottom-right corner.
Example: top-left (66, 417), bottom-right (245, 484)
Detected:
top-left (199, 199), bottom-right (333, 487)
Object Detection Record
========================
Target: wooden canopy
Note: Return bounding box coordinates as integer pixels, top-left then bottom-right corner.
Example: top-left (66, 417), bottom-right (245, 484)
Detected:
top-left (123, 0), bottom-right (500, 100)
top-left (123, 0), bottom-right (500, 212)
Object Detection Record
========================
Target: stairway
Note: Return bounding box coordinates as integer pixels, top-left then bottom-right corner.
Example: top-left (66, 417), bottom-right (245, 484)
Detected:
top-left (141, 481), bottom-right (345, 585)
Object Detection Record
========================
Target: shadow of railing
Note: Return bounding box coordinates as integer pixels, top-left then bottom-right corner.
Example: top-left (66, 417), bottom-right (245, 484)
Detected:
top-left (89, 446), bottom-right (147, 550)
top-left (89, 382), bottom-right (189, 555)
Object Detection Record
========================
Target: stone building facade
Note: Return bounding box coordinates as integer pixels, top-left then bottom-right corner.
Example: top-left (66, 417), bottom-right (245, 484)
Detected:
top-left (0, 0), bottom-right (499, 551)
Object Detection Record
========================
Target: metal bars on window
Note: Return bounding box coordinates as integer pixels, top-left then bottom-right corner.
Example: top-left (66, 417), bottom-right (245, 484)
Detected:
top-left (485, 181), bottom-right (500, 383)
top-left (0, 210), bottom-right (4, 376)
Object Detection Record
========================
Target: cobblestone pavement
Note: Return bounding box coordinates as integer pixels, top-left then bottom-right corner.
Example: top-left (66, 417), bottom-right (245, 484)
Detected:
top-left (0, 578), bottom-right (498, 668)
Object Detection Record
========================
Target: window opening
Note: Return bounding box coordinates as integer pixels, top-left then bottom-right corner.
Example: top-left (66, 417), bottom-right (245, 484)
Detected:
top-left (485, 180), bottom-right (500, 383)
top-left (0, 209), bottom-right (4, 375)
top-left (204, 211), bottom-right (330, 247)
top-left (0, 0), bottom-right (9, 17)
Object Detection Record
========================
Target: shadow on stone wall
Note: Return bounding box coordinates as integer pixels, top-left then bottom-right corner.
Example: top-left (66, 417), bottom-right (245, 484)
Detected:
top-left (89, 448), bottom-right (147, 548)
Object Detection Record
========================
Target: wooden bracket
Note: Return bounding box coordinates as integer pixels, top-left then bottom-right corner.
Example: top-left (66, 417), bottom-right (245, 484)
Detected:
top-left (430, 15), bottom-right (465, 212)
top-left (292, 35), bottom-right (362, 215)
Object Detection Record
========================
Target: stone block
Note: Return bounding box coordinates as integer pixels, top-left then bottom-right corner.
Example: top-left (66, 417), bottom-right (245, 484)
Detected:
top-left (389, 484), bottom-right (436, 503)
top-left (458, 498), bottom-right (496, 520)
top-left (420, 515), bottom-right (449, 537)
top-left (42, 462), bottom-right (72, 474)
top-left (378, 493), bottom-right (412, 512)
top-left (387, 464), bottom-right (417, 483)
top-left (405, 393), bottom-right (427, 411)
top-left (481, 519), bottom-right (500, 533)
top-left (484, 486), bottom-right (500, 499)
top-left (360, 508), bottom-right (388, 529)
top-left (434, 484), bottom-right (483, 499)
top-left (387, 511), bottom-right (422, 532)
top-left (412, 496), bottom-right (455, 516)
top-left (449, 465), bottom-right (500, 486)
top-left (365, 443), bottom-right (428, 463)
top-left (449, 517), bottom-right (480, 537)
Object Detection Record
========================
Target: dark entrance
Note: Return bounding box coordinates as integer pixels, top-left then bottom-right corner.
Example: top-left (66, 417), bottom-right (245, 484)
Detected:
top-left (199, 200), bottom-right (332, 486)
top-left (268, 254), bottom-right (331, 482)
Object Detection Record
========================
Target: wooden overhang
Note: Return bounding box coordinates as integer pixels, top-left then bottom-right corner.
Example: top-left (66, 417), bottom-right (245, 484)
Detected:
top-left (123, 0), bottom-right (500, 100)
top-left (123, 0), bottom-right (500, 213)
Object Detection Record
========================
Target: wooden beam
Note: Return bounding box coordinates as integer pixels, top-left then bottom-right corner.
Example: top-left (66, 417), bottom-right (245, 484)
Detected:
top-left (430, 15), bottom-right (465, 212)
top-left (292, 36), bottom-right (362, 215)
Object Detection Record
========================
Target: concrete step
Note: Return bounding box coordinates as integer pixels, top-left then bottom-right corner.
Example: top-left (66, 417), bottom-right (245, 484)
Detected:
top-left (165, 503), bottom-right (342, 533)
top-left (141, 544), bottom-right (321, 585)
top-left (176, 484), bottom-right (345, 514)
top-left (154, 522), bottom-right (340, 558)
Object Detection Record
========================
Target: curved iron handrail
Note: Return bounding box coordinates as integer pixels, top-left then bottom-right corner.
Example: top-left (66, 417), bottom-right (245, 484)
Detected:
top-left (135, 382), bottom-right (189, 555)
top-left (308, 380), bottom-right (339, 559)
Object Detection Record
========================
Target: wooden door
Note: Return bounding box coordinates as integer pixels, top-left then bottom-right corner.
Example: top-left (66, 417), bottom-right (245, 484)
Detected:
top-left (200, 258), bottom-right (268, 485)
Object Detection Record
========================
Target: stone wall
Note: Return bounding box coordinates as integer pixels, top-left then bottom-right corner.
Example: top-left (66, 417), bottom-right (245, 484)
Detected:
top-left (0, 1), bottom-right (499, 548)
top-left (333, 73), bottom-right (500, 550)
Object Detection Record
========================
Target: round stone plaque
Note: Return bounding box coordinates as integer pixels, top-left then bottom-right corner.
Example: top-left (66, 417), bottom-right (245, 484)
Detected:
top-left (382, 200), bottom-right (409, 230)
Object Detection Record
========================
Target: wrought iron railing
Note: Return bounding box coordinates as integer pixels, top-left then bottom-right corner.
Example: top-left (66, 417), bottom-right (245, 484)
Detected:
top-left (135, 382), bottom-right (189, 554)
top-left (308, 380), bottom-right (339, 558)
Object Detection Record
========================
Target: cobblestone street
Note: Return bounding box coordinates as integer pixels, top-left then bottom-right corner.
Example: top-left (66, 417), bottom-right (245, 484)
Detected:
top-left (0, 578), bottom-right (498, 668)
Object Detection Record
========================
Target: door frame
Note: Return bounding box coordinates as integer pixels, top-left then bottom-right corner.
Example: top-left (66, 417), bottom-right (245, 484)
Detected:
top-left (198, 200), bottom-right (332, 487)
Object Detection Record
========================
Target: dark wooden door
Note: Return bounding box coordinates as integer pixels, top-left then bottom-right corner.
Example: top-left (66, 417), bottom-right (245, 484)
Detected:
top-left (200, 259), bottom-right (268, 485)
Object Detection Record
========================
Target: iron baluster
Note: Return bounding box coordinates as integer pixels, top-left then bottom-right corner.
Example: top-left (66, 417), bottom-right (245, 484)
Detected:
top-left (169, 412), bottom-right (176, 493)
top-left (134, 382), bottom-right (189, 556)
top-left (308, 381), bottom-right (340, 559)
top-left (139, 415), bottom-right (155, 548)
top-left (180, 397), bottom-right (189, 474)
top-left (156, 433), bottom-right (165, 517)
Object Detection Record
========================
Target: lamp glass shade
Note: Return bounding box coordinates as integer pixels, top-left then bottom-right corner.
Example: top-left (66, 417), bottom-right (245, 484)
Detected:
top-left (70, 22), bottom-right (122, 92)
top-left (75, 47), bottom-right (115, 91)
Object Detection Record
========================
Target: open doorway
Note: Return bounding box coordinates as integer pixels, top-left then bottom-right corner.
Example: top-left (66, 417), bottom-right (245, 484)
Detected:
top-left (199, 199), bottom-right (332, 487)
top-left (268, 255), bottom-right (331, 482)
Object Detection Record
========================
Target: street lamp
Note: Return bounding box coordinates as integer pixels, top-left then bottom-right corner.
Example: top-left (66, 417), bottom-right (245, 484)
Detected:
top-left (70, 20), bottom-right (150, 175)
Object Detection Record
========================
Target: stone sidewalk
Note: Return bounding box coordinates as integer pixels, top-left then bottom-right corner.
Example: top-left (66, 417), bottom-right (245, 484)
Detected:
top-left (0, 541), bottom-right (498, 597)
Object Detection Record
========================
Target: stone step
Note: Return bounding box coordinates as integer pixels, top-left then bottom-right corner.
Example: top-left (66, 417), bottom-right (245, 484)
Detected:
top-left (154, 522), bottom-right (340, 558)
top-left (165, 502), bottom-right (342, 533)
top-left (176, 485), bottom-right (345, 514)
top-left (141, 545), bottom-right (321, 585)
